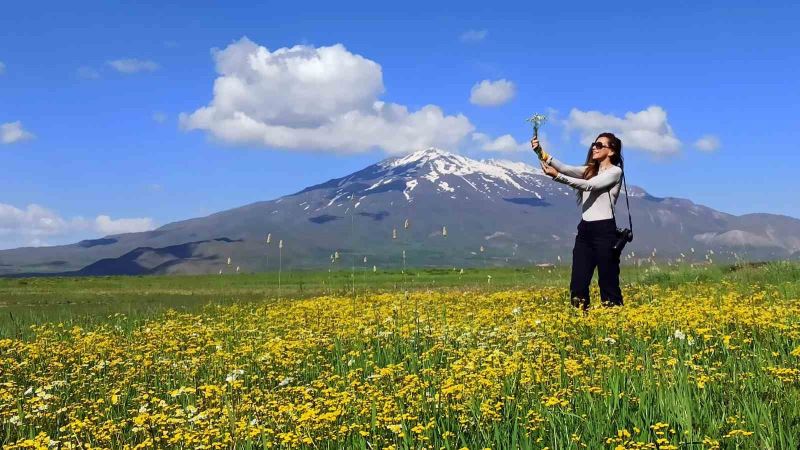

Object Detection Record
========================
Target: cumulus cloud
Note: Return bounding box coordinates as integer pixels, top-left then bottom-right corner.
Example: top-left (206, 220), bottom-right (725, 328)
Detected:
top-left (565, 105), bottom-right (681, 155)
top-left (694, 134), bottom-right (720, 152)
top-left (108, 58), bottom-right (159, 74)
top-left (0, 203), bottom-right (155, 249)
top-left (94, 215), bottom-right (154, 235)
top-left (1, 121), bottom-right (35, 145)
top-left (472, 132), bottom-right (551, 154)
top-left (180, 37), bottom-right (475, 154)
top-left (76, 66), bottom-right (101, 79)
top-left (0, 204), bottom-right (66, 240)
top-left (469, 79), bottom-right (516, 107)
top-left (472, 133), bottom-right (524, 152)
top-left (460, 29), bottom-right (488, 43)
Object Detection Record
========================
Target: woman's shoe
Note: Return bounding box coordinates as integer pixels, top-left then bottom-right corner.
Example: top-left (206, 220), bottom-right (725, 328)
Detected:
top-left (601, 299), bottom-right (623, 308)
top-left (570, 296), bottom-right (589, 310)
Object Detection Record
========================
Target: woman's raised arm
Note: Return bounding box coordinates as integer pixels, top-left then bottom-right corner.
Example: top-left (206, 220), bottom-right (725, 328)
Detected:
top-left (545, 155), bottom-right (587, 178)
top-left (552, 165), bottom-right (622, 192)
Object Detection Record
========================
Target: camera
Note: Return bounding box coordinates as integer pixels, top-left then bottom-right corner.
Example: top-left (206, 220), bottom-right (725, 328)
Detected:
top-left (612, 228), bottom-right (633, 253)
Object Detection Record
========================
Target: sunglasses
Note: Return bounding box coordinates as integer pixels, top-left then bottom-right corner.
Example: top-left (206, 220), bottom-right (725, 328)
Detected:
top-left (591, 142), bottom-right (611, 149)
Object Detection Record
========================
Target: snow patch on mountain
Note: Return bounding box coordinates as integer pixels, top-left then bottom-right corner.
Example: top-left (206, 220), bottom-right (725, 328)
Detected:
top-left (438, 181), bottom-right (455, 192)
top-left (404, 179), bottom-right (418, 201)
top-left (485, 159), bottom-right (543, 176)
top-left (366, 178), bottom-right (394, 191)
top-left (485, 231), bottom-right (510, 240)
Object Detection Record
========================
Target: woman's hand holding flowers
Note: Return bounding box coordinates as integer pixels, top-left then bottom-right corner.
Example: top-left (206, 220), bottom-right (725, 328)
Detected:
top-left (540, 160), bottom-right (559, 178)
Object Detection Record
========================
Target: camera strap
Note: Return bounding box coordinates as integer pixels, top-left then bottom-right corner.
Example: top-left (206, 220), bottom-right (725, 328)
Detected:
top-left (608, 170), bottom-right (633, 232)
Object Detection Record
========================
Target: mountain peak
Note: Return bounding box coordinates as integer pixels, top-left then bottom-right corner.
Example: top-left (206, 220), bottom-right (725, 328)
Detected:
top-left (363, 146), bottom-right (547, 200)
top-left (382, 147), bottom-right (542, 177)
top-left (383, 147), bottom-right (463, 169)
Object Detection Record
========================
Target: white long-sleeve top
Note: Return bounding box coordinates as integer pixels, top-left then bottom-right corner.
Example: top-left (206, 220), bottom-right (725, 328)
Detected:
top-left (545, 155), bottom-right (623, 222)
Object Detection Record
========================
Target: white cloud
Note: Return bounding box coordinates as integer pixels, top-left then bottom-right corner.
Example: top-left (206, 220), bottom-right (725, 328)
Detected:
top-left (472, 131), bottom-right (551, 154)
top-left (108, 58), bottom-right (159, 74)
top-left (180, 37), bottom-right (475, 154)
top-left (0, 61), bottom-right (5, 75)
top-left (0, 204), bottom-right (66, 239)
top-left (460, 29), bottom-right (488, 43)
top-left (0, 203), bottom-right (155, 249)
top-left (1, 121), bottom-right (35, 145)
top-left (694, 134), bottom-right (720, 152)
top-left (94, 215), bottom-right (155, 235)
top-left (469, 79), bottom-right (516, 107)
top-left (77, 66), bottom-right (101, 79)
top-left (565, 105), bottom-right (681, 155)
top-left (472, 133), bottom-right (525, 152)
top-left (152, 112), bottom-right (167, 124)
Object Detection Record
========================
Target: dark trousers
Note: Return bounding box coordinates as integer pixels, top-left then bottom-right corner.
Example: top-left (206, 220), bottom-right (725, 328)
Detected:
top-left (570, 218), bottom-right (623, 306)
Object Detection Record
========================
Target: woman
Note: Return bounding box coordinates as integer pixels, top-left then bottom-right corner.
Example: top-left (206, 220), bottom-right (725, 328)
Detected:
top-left (530, 133), bottom-right (624, 310)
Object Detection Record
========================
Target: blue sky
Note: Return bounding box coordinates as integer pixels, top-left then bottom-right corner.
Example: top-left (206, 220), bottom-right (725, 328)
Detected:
top-left (1, 0), bottom-right (798, 249)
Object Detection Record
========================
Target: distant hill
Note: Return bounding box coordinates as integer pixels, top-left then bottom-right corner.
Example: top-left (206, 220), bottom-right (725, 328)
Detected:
top-left (2, 148), bottom-right (799, 276)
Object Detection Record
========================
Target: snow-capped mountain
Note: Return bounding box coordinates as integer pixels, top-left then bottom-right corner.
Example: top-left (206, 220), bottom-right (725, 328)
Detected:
top-left (298, 147), bottom-right (563, 206)
top-left (2, 148), bottom-right (799, 275)
top-left (379, 148), bottom-right (548, 199)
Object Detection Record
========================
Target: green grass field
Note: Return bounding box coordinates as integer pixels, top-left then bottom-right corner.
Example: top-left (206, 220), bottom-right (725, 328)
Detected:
top-left (2, 261), bottom-right (798, 338)
top-left (2, 261), bottom-right (800, 449)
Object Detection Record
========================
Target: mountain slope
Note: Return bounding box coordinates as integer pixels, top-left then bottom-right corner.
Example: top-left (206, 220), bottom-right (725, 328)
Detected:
top-left (2, 148), bottom-right (798, 275)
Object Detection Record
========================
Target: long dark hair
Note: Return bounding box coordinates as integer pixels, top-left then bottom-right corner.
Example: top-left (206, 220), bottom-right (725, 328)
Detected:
top-left (575, 132), bottom-right (623, 205)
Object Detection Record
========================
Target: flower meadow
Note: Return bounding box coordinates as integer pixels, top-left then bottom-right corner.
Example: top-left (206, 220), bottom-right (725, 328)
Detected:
top-left (2, 278), bottom-right (800, 449)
